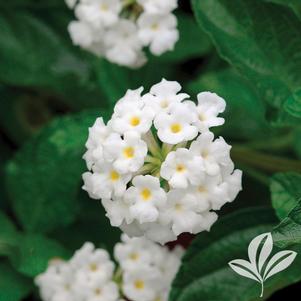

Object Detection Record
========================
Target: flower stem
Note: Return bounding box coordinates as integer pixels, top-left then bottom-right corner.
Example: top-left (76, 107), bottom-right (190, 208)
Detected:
top-left (143, 131), bottom-right (162, 159)
top-left (232, 145), bottom-right (301, 174)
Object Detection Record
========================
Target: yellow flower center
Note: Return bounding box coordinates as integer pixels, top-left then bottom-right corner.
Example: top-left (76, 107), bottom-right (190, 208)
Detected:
top-left (175, 204), bottom-right (182, 211)
top-left (90, 263), bottom-right (98, 271)
top-left (129, 252), bottom-right (139, 261)
top-left (198, 186), bottom-right (207, 193)
top-left (64, 284), bottom-right (70, 291)
top-left (201, 149), bottom-right (209, 158)
top-left (141, 188), bottom-right (152, 201)
top-left (199, 113), bottom-right (206, 121)
top-left (123, 146), bottom-right (135, 158)
top-left (95, 288), bottom-right (102, 296)
top-left (134, 280), bottom-right (145, 290)
top-left (176, 164), bottom-right (186, 173)
top-left (160, 99), bottom-right (169, 108)
top-left (110, 170), bottom-right (120, 181)
top-left (130, 116), bottom-right (141, 127)
top-left (151, 23), bottom-right (159, 30)
top-left (170, 123), bottom-right (182, 133)
top-left (100, 3), bottom-right (108, 11)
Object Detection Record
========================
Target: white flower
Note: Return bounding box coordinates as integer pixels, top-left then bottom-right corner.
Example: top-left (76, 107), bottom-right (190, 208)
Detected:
top-left (65, 0), bottom-right (78, 9)
top-left (142, 79), bottom-right (189, 114)
top-left (67, 0), bottom-right (179, 67)
top-left (186, 176), bottom-right (221, 212)
top-left (83, 117), bottom-right (110, 170)
top-left (68, 21), bottom-right (94, 48)
top-left (36, 242), bottom-right (120, 301)
top-left (104, 19), bottom-right (145, 67)
top-left (154, 102), bottom-right (198, 144)
top-left (80, 280), bottom-right (119, 301)
top-left (141, 222), bottom-right (177, 245)
top-left (111, 90), bottom-right (154, 135)
top-left (102, 198), bottom-right (133, 227)
top-left (160, 148), bottom-right (204, 189)
top-left (123, 266), bottom-right (162, 301)
top-left (82, 163), bottom-right (131, 199)
top-left (125, 175), bottom-right (167, 223)
top-left (138, 13), bottom-right (179, 55)
top-left (114, 236), bottom-right (183, 301)
top-left (137, 0), bottom-right (178, 14)
top-left (193, 92), bottom-right (226, 132)
top-left (160, 189), bottom-right (203, 236)
top-left (114, 87), bottom-right (144, 112)
top-left (75, 0), bottom-right (122, 28)
top-left (82, 79), bottom-right (242, 243)
top-left (71, 244), bottom-right (114, 283)
top-left (120, 221), bottom-right (145, 238)
top-left (189, 131), bottom-right (232, 176)
top-left (210, 168), bottom-right (242, 210)
top-left (114, 235), bottom-right (153, 270)
top-left (104, 131), bottom-right (147, 173)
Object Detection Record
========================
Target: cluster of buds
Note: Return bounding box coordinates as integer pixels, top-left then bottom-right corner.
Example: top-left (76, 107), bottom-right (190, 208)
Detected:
top-left (35, 243), bottom-right (119, 301)
top-left (65, 0), bottom-right (179, 67)
top-left (35, 236), bottom-right (182, 301)
top-left (115, 234), bottom-right (183, 301)
top-left (82, 79), bottom-right (242, 244)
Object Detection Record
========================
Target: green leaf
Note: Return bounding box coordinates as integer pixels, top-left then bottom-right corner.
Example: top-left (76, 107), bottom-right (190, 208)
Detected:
top-left (0, 11), bottom-right (105, 110)
top-left (50, 191), bottom-right (121, 254)
top-left (6, 110), bottom-right (103, 233)
top-left (169, 207), bottom-right (301, 301)
top-left (10, 234), bottom-right (70, 277)
top-left (96, 59), bottom-right (173, 106)
top-left (187, 68), bottom-right (272, 139)
top-left (0, 261), bottom-right (32, 301)
top-left (0, 212), bottom-right (19, 259)
top-left (273, 200), bottom-right (301, 248)
top-left (158, 13), bottom-right (212, 62)
top-left (263, 0), bottom-right (301, 19)
top-left (284, 89), bottom-right (301, 118)
top-left (270, 172), bottom-right (301, 220)
top-left (191, 0), bottom-right (301, 120)
top-left (0, 86), bottom-right (53, 145)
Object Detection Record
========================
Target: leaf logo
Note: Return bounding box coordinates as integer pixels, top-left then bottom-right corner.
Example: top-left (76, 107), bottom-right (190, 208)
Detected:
top-left (228, 232), bottom-right (297, 298)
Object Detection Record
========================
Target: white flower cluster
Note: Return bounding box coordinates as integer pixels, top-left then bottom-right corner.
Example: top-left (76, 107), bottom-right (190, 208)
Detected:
top-left (115, 234), bottom-right (183, 301)
top-left (35, 243), bottom-right (119, 301)
top-left (82, 79), bottom-right (243, 244)
top-left (66, 0), bottom-right (179, 68)
top-left (35, 236), bottom-right (182, 301)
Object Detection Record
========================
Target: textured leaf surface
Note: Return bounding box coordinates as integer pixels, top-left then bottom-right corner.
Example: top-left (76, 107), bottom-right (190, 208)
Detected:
top-left (0, 261), bottom-right (32, 301)
top-left (191, 0), bottom-right (301, 120)
top-left (270, 172), bottom-right (301, 220)
top-left (0, 11), bottom-right (104, 110)
top-left (284, 89), bottom-right (301, 118)
top-left (170, 207), bottom-right (301, 301)
top-left (273, 200), bottom-right (301, 248)
top-left (264, 0), bottom-right (301, 19)
top-left (6, 110), bottom-right (102, 233)
top-left (9, 234), bottom-right (70, 277)
top-left (0, 212), bottom-right (19, 258)
top-left (187, 68), bottom-right (272, 139)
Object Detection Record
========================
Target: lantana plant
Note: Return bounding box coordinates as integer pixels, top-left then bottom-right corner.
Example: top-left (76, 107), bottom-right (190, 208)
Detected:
top-left (82, 79), bottom-right (242, 244)
top-left (36, 235), bottom-right (183, 301)
top-left (66, 0), bottom-right (179, 67)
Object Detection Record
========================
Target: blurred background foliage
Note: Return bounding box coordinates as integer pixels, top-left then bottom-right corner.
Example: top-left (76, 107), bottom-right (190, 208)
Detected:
top-left (0, 0), bottom-right (301, 300)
